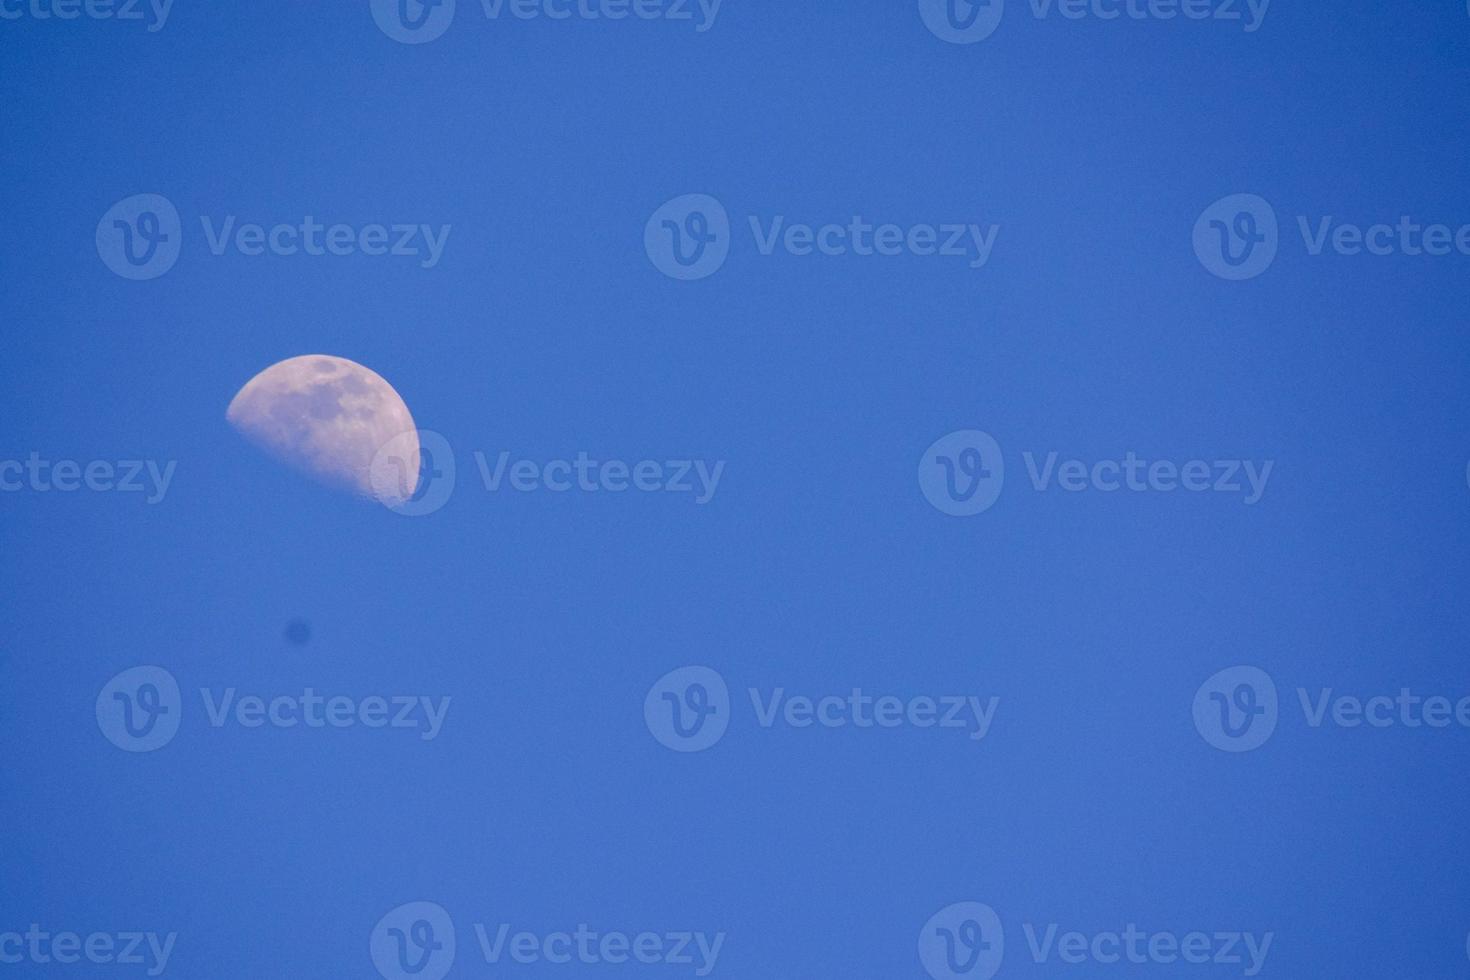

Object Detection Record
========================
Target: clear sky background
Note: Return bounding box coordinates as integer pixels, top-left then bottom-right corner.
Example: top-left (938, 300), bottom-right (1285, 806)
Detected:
top-left (4, 1), bottom-right (1470, 977)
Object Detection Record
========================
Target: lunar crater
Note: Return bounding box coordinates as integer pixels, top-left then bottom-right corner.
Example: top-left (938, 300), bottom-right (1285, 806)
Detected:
top-left (226, 354), bottom-right (420, 509)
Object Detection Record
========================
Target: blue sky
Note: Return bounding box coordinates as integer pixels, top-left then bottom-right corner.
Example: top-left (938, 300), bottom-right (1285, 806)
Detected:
top-left (4, 1), bottom-right (1470, 977)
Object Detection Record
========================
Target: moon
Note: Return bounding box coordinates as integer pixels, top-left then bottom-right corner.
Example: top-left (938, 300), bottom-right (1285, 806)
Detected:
top-left (226, 355), bottom-right (421, 508)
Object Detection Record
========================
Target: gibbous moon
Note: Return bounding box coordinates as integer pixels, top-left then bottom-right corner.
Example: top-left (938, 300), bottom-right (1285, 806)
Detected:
top-left (226, 355), bottom-right (420, 508)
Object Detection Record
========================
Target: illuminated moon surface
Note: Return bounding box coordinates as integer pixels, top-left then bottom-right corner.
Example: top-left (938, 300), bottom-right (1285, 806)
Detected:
top-left (226, 355), bottom-right (420, 508)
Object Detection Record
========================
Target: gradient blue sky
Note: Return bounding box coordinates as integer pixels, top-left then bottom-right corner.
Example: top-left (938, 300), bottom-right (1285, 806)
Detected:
top-left (4, 1), bottom-right (1470, 976)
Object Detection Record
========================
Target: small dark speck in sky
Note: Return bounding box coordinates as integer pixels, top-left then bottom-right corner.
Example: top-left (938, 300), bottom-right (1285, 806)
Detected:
top-left (284, 619), bottom-right (312, 646)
